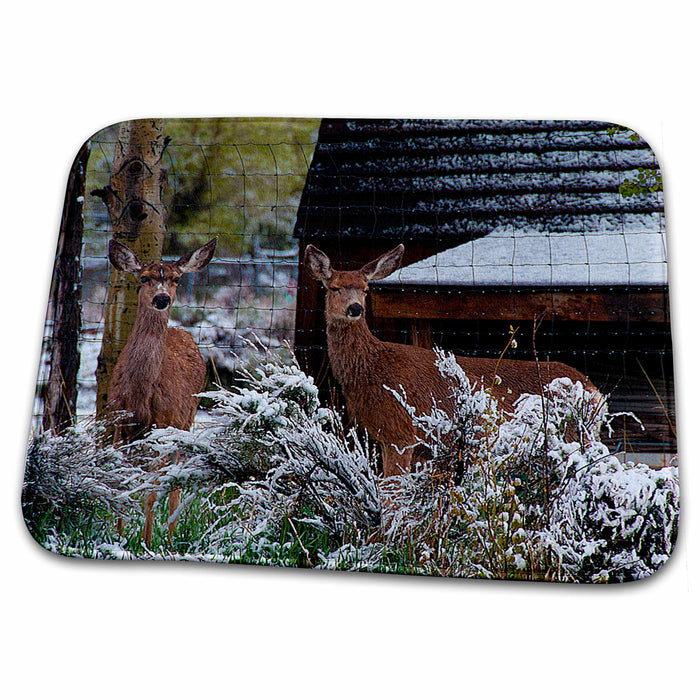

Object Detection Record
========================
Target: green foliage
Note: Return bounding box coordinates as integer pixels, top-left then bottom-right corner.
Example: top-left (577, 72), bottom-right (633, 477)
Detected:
top-left (606, 125), bottom-right (641, 142)
top-left (85, 118), bottom-right (320, 261)
top-left (24, 352), bottom-right (678, 581)
top-left (606, 125), bottom-right (663, 198)
top-left (164, 117), bottom-right (319, 257)
top-left (618, 168), bottom-right (663, 198)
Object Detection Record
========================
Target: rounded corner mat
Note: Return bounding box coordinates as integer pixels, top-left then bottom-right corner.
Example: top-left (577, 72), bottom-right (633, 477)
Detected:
top-left (24, 118), bottom-right (678, 582)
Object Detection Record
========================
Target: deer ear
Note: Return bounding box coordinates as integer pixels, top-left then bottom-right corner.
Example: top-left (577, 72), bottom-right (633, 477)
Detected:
top-left (304, 245), bottom-right (333, 282)
top-left (177, 237), bottom-right (217, 273)
top-left (108, 239), bottom-right (143, 274)
top-left (361, 244), bottom-right (404, 281)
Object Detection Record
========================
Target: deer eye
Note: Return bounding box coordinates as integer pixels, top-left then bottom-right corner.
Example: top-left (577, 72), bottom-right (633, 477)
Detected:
top-left (329, 286), bottom-right (340, 292)
top-left (140, 276), bottom-right (148, 284)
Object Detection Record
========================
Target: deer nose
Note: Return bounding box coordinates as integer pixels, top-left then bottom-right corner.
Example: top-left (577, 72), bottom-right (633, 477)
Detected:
top-left (153, 294), bottom-right (171, 310)
top-left (346, 303), bottom-right (363, 318)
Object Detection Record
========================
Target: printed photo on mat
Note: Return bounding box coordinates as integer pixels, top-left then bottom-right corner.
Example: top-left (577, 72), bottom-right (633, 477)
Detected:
top-left (24, 118), bottom-right (678, 582)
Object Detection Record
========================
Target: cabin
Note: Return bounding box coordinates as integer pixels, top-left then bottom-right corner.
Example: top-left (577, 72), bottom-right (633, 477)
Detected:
top-left (293, 119), bottom-right (674, 464)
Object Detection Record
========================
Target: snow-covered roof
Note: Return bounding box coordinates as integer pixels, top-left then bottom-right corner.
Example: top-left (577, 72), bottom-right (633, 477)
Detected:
top-left (381, 226), bottom-right (667, 287)
top-left (294, 119), bottom-right (664, 250)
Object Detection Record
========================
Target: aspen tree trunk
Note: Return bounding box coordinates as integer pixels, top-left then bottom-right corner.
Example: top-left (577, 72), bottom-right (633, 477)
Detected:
top-left (42, 143), bottom-right (89, 433)
top-left (92, 119), bottom-right (169, 417)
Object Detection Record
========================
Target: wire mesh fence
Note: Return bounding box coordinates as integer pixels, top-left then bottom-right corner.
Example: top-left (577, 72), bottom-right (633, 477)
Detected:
top-left (35, 118), bottom-right (320, 427)
top-left (34, 118), bottom-right (675, 463)
top-left (292, 119), bottom-right (674, 463)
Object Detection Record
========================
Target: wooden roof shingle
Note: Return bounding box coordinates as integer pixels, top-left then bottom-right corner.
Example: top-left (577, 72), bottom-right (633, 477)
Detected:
top-left (293, 119), bottom-right (664, 247)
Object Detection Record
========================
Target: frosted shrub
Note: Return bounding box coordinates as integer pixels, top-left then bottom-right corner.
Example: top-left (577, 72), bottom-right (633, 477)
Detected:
top-left (23, 421), bottom-right (152, 546)
top-left (501, 376), bottom-right (678, 581)
top-left (25, 348), bottom-right (678, 580)
top-left (385, 350), bottom-right (679, 582)
top-left (545, 458), bottom-right (679, 582)
top-left (133, 352), bottom-right (382, 564)
top-left (193, 412), bottom-right (381, 565)
top-left (384, 350), bottom-right (551, 578)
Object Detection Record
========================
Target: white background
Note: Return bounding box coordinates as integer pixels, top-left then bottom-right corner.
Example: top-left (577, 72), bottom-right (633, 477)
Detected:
top-left (2, 2), bottom-right (697, 698)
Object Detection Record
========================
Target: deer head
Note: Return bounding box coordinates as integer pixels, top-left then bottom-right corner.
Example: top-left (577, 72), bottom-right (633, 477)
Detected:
top-left (108, 238), bottom-right (217, 312)
top-left (304, 244), bottom-right (404, 321)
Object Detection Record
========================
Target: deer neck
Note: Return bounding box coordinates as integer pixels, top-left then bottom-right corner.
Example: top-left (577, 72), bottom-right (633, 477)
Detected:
top-left (121, 304), bottom-right (169, 387)
top-left (326, 316), bottom-right (382, 390)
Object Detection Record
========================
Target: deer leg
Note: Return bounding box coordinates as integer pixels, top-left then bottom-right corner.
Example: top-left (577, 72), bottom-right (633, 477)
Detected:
top-left (378, 443), bottom-right (414, 532)
top-left (113, 427), bottom-right (125, 536)
top-left (168, 488), bottom-right (181, 539)
top-left (166, 450), bottom-right (181, 540)
top-left (381, 443), bottom-right (413, 477)
top-left (143, 491), bottom-right (157, 545)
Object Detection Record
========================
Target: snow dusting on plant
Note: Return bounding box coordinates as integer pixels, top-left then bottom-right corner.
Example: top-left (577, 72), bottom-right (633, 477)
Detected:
top-left (24, 348), bottom-right (678, 581)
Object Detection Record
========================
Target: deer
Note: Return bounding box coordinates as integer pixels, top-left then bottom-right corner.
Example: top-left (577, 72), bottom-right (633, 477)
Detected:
top-left (107, 236), bottom-right (217, 543)
top-left (304, 243), bottom-right (602, 478)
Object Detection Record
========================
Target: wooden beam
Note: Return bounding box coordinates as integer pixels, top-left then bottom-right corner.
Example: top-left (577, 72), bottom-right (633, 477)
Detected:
top-left (371, 286), bottom-right (669, 323)
top-left (410, 318), bottom-right (433, 348)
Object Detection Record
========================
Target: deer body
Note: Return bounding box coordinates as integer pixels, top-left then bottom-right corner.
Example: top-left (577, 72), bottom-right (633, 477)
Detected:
top-left (109, 314), bottom-right (206, 442)
top-left (107, 237), bottom-right (216, 541)
top-left (305, 244), bottom-right (598, 477)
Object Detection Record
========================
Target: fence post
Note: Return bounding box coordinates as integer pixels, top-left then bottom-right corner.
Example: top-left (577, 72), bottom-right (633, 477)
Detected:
top-left (42, 143), bottom-right (89, 433)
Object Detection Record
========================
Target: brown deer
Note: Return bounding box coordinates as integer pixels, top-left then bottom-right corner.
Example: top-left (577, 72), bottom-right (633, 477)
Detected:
top-left (107, 237), bottom-right (216, 543)
top-left (304, 243), bottom-right (601, 477)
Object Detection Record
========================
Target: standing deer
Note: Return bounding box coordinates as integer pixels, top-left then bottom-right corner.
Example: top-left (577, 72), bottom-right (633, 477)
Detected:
top-left (107, 237), bottom-right (216, 542)
top-left (304, 243), bottom-right (601, 477)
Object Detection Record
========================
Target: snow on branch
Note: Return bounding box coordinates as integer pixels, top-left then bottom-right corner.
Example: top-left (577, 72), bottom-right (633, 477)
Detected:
top-left (24, 349), bottom-right (678, 581)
